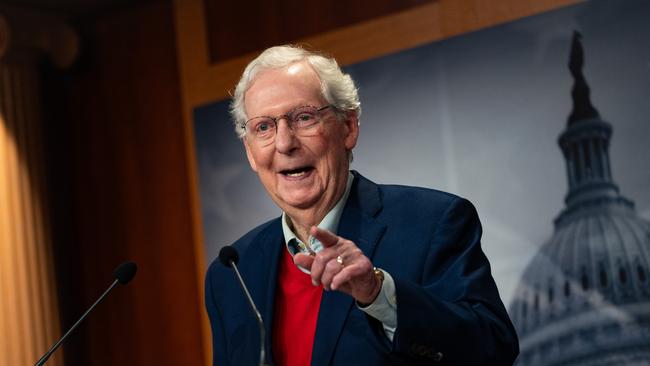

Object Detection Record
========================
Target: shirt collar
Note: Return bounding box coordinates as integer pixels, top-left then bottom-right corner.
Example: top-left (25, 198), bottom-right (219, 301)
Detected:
top-left (282, 172), bottom-right (354, 257)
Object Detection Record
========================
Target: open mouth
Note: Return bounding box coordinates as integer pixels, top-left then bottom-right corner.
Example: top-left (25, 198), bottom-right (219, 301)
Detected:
top-left (280, 166), bottom-right (314, 178)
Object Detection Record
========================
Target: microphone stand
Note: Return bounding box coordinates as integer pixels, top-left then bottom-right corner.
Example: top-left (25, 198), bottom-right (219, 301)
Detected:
top-left (35, 279), bottom-right (120, 366)
top-left (229, 259), bottom-right (268, 366)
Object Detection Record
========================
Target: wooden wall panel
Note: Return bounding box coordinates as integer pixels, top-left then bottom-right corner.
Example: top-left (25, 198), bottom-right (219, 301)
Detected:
top-left (41, 1), bottom-right (204, 365)
top-left (204, 0), bottom-right (435, 62)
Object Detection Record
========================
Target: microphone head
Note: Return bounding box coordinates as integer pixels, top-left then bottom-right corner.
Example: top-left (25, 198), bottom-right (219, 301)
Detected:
top-left (219, 246), bottom-right (239, 268)
top-left (114, 261), bottom-right (137, 285)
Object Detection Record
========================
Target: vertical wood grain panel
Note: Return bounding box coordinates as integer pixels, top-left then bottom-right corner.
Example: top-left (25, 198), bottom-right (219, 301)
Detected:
top-left (42, 1), bottom-right (205, 365)
top-left (204, 0), bottom-right (436, 62)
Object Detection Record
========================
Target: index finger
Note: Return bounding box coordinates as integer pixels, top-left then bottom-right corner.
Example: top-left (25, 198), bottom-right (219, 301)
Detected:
top-left (310, 226), bottom-right (340, 248)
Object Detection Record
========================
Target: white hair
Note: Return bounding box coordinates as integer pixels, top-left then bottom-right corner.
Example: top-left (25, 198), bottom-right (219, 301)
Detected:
top-left (230, 45), bottom-right (361, 138)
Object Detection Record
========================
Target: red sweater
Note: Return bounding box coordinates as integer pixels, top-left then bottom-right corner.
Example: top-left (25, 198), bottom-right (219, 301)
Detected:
top-left (273, 249), bottom-right (323, 366)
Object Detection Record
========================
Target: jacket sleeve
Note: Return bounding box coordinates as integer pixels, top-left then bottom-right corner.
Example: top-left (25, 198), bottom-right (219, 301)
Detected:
top-left (390, 197), bottom-right (519, 365)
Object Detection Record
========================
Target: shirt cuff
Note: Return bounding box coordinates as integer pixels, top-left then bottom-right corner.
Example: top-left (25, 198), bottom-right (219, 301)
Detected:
top-left (357, 269), bottom-right (397, 341)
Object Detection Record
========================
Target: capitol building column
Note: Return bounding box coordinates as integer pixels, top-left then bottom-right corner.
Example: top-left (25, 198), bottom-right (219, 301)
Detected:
top-left (0, 8), bottom-right (78, 366)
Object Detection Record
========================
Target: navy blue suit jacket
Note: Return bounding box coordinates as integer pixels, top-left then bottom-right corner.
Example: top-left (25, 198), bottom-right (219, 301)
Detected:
top-left (205, 172), bottom-right (519, 365)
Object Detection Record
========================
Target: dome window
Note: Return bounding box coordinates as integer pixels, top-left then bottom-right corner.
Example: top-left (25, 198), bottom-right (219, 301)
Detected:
top-left (582, 141), bottom-right (592, 178)
top-left (599, 263), bottom-right (608, 288)
top-left (619, 267), bottom-right (627, 284)
top-left (564, 280), bottom-right (571, 297)
top-left (638, 265), bottom-right (646, 283)
top-left (581, 266), bottom-right (590, 291)
top-left (573, 145), bottom-right (582, 180)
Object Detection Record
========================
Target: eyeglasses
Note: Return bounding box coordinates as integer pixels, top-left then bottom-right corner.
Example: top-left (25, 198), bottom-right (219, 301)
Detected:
top-left (242, 105), bottom-right (333, 142)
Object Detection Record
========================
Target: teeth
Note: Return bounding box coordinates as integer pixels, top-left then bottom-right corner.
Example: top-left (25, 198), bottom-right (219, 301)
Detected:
top-left (286, 171), bottom-right (306, 177)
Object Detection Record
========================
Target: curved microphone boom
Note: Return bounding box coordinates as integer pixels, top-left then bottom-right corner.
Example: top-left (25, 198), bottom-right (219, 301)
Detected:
top-left (35, 261), bottom-right (138, 366)
top-left (218, 246), bottom-right (268, 366)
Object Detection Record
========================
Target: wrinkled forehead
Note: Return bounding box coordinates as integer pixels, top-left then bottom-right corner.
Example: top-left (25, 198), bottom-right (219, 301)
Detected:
top-left (244, 61), bottom-right (325, 116)
top-left (247, 61), bottom-right (321, 92)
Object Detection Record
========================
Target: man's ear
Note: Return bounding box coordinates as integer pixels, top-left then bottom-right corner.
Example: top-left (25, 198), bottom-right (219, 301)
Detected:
top-left (243, 139), bottom-right (258, 172)
top-left (342, 111), bottom-right (359, 150)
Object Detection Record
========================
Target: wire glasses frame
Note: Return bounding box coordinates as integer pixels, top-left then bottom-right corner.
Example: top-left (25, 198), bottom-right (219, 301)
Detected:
top-left (241, 105), bottom-right (333, 142)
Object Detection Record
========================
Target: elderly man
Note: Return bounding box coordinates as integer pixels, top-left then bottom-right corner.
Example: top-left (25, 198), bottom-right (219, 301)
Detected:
top-left (205, 45), bottom-right (519, 366)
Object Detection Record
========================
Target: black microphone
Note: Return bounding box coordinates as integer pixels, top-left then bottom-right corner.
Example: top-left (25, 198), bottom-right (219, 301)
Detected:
top-left (219, 246), bottom-right (268, 366)
top-left (34, 261), bottom-right (138, 366)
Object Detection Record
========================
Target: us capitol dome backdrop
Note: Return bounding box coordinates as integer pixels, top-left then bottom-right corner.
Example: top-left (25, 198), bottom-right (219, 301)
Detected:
top-left (508, 32), bottom-right (650, 366)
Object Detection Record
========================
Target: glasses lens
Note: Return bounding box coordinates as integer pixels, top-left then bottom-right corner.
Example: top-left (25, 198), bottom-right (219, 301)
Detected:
top-left (248, 117), bottom-right (276, 139)
top-left (289, 106), bottom-right (320, 130)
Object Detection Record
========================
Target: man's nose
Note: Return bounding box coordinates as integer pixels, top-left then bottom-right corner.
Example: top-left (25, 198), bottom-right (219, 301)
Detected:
top-left (274, 118), bottom-right (299, 154)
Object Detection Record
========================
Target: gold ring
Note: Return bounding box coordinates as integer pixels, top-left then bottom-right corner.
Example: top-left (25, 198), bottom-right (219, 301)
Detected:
top-left (336, 255), bottom-right (344, 266)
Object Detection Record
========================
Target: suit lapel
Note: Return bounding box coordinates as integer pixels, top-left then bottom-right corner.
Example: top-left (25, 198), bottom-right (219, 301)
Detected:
top-left (311, 172), bottom-right (387, 366)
